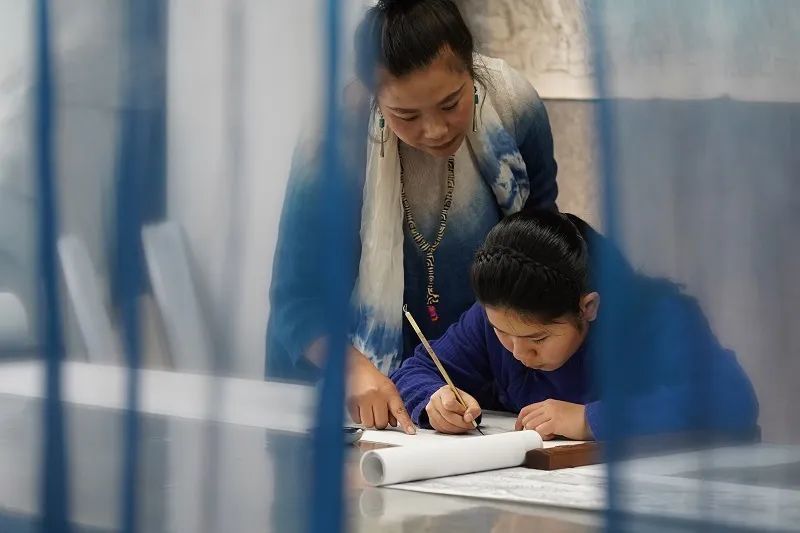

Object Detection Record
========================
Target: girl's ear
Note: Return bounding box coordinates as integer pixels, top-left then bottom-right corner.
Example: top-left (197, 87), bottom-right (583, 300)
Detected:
top-left (580, 292), bottom-right (601, 322)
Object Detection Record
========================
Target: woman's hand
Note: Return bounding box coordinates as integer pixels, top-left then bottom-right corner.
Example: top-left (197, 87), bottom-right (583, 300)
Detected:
top-left (515, 399), bottom-right (593, 441)
top-left (425, 385), bottom-right (482, 434)
top-left (346, 348), bottom-right (416, 434)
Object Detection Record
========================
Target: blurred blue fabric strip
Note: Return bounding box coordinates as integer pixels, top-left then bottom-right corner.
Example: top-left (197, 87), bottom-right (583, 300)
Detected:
top-left (591, 0), bottom-right (799, 529)
top-left (309, 0), bottom-right (349, 532)
top-left (34, 0), bottom-right (70, 531)
top-left (114, 1), bottom-right (167, 532)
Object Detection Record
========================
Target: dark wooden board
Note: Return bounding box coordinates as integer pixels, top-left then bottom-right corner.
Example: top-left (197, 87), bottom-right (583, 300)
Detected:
top-left (523, 442), bottom-right (602, 470)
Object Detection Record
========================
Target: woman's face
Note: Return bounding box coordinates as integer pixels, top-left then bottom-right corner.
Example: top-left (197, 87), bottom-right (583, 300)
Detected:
top-left (376, 49), bottom-right (473, 158)
top-left (484, 293), bottom-right (600, 372)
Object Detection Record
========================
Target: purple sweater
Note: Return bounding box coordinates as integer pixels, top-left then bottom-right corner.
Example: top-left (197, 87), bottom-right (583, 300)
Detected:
top-left (391, 297), bottom-right (758, 440)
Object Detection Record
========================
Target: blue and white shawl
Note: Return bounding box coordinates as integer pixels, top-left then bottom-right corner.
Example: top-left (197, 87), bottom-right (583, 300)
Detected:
top-left (350, 55), bottom-right (558, 374)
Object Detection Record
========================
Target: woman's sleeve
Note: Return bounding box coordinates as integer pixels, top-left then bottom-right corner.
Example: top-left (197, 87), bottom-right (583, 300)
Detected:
top-left (502, 63), bottom-right (558, 210)
top-left (267, 88), bottom-right (369, 376)
top-left (267, 139), bottom-right (362, 369)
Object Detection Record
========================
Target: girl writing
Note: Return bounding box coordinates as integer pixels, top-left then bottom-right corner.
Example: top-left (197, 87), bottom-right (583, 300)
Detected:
top-left (392, 209), bottom-right (758, 439)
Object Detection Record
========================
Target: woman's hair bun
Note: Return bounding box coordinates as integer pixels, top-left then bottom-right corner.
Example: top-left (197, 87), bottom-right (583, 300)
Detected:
top-left (377, 0), bottom-right (421, 11)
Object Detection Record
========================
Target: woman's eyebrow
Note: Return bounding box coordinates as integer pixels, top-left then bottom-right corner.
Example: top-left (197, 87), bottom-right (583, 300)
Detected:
top-left (386, 83), bottom-right (465, 113)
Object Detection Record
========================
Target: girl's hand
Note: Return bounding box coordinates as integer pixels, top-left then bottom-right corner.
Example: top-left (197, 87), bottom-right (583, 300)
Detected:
top-left (425, 385), bottom-right (482, 434)
top-left (515, 399), bottom-right (593, 441)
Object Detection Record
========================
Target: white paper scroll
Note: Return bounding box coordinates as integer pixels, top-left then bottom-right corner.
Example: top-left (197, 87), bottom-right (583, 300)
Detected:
top-left (360, 430), bottom-right (543, 486)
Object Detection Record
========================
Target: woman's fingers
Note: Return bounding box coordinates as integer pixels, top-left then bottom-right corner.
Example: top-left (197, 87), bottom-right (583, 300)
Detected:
top-left (372, 402), bottom-right (390, 430)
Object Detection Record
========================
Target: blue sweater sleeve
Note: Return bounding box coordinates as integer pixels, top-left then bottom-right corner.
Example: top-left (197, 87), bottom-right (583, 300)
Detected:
top-left (267, 139), bottom-right (362, 370)
top-left (267, 92), bottom-right (370, 378)
top-left (518, 93), bottom-right (558, 210)
top-left (390, 303), bottom-right (495, 428)
top-left (584, 293), bottom-right (759, 441)
top-left (268, 145), bottom-right (329, 366)
top-left (503, 64), bottom-right (558, 210)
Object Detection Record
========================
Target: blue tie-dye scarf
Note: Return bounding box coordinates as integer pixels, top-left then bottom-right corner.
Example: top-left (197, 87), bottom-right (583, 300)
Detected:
top-left (350, 69), bottom-right (532, 374)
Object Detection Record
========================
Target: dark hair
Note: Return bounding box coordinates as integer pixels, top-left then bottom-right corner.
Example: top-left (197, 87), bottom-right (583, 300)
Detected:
top-left (470, 209), bottom-right (593, 323)
top-left (355, 0), bottom-right (481, 90)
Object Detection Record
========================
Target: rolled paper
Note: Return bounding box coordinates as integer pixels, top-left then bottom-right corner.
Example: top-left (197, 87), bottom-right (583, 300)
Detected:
top-left (360, 430), bottom-right (543, 486)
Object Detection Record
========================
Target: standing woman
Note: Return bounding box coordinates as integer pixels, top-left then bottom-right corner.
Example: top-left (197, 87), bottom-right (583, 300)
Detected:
top-left (266, 0), bottom-right (558, 432)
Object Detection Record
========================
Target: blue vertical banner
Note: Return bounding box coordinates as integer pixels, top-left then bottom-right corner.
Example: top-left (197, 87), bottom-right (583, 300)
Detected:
top-left (585, 8), bottom-right (624, 528)
top-left (590, 0), bottom-right (800, 529)
top-left (34, 0), bottom-right (71, 531)
top-left (308, 0), bottom-right (356, 532)
top-left (112, 0), bottom-right (167, 308)
top-left (114, 1), bottom-right (166, 532)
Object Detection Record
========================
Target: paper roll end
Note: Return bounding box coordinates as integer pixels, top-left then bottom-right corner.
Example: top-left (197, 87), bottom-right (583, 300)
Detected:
top-left (518, 428), bottom-right (544, 451)
top-left (360, 451), bottom-right (386, 486)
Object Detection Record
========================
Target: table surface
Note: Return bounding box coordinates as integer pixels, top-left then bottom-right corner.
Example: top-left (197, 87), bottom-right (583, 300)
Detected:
top-left (0, 360), bottom-right (602, 532)
top-left (2, 361), bottom-right (794, 532)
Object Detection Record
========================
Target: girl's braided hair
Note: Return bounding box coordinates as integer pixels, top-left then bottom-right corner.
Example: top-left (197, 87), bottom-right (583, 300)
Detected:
top-left (470, 209), bottom-right (591, 323)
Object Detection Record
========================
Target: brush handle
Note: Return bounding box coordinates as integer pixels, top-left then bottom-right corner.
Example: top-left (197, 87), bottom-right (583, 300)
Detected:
top-left (403, 306), bottom-right (480, 432)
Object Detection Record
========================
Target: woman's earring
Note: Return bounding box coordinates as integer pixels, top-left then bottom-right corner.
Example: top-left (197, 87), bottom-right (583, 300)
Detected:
top-left (379, 112), bottom-right (386, 157)
top-left (472, 85), bottom-right (479, 132)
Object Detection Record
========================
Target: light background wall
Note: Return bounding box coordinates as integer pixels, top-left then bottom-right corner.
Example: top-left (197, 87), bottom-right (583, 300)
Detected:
top-left (0, 0), bottom-right (125, 352)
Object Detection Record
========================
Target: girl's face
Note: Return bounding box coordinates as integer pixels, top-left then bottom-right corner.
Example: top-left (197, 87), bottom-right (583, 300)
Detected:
top-left (376, 48), bottom-right (474, 158)
top-left (484, 293), bottom-right (600, 372)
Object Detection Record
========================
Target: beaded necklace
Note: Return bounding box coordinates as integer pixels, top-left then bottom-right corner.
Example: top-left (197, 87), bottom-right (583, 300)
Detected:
top-left (399, 149), bottom-right (456, 322)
